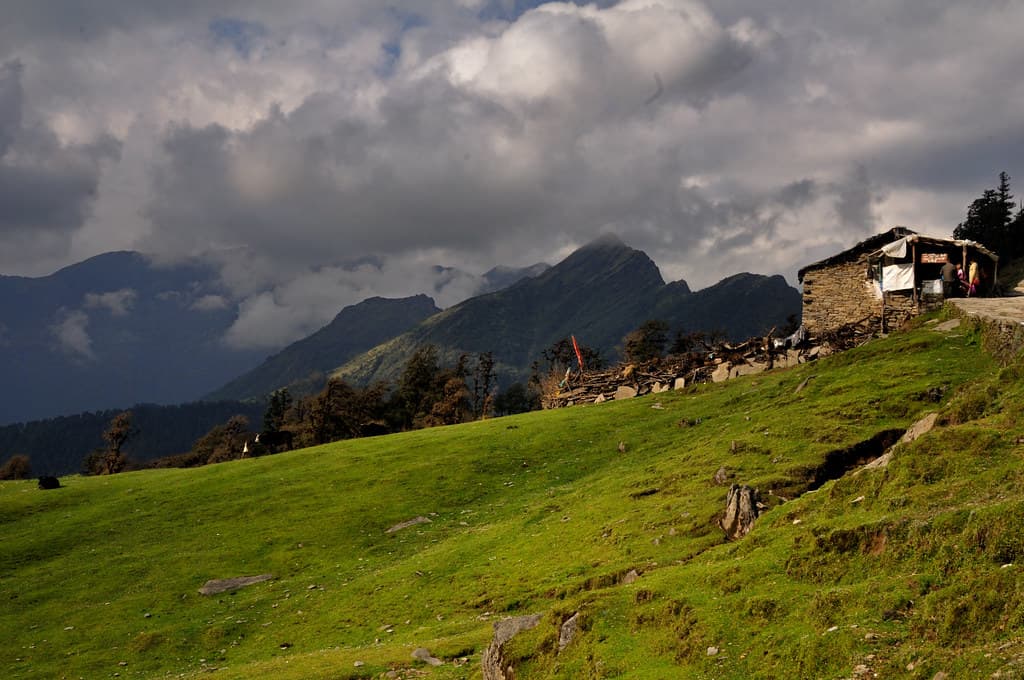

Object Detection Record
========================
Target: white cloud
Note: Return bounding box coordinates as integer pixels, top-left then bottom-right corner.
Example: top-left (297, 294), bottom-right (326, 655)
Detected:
top-left (83, 288), bottom-right (137, 316)
top-left (51, 309), bottom-right (95, 360)
top-left (191, 294), bottom-right (230, 311)
top-left (221, 255), bottom-right (484, 349)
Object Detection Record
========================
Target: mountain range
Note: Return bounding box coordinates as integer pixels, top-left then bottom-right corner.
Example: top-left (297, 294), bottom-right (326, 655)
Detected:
top-left (329, 235), bottom-right (799, 390)
top-left (0, 237), bottom-right (801, 426)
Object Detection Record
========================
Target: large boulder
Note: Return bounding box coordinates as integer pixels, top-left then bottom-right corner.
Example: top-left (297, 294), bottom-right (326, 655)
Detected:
top-left (482, 614), bottom-right (542, 680)
top-left (719, 484), bottom-right (761, 540)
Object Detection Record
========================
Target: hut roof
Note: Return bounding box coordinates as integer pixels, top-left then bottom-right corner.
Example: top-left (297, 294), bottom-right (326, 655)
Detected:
top-left (866, 233), bottom-right (998, 263)
top-left (798, 227), bottom-right (915, 283)
top-left (798, 227), bottom-right (999, 283)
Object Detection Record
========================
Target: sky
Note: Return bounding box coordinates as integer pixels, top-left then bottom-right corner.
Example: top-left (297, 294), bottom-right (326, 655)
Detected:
top-left (2, 0), bottom-right (1023, 350)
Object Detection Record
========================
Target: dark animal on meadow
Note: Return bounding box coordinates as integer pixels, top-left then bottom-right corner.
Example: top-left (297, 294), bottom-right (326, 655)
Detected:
top-left (38, 476), bottom-right (61, 490)
top-left (255, 430), bottom-right (294, 454)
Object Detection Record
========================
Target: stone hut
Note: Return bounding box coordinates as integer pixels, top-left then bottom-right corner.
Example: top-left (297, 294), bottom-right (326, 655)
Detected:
top-left (798, 227), bottom-right (998, 334)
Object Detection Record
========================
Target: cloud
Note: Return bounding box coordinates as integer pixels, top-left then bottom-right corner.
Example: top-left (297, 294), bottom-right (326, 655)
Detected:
top-left (51, 309), bottom-right (95, 361)
top-left (191, 294), bottom-right (230, 311)
top-left (139, 1), bottom-right (773, 279)
top-left (83, 288), bottom-right (137, 316)
top-left (220, 256), bottom-right (488, 349)
top-left (0, 0), bottom-right (1022, 314)
top-left (0, 60), bottom-right (120, 271)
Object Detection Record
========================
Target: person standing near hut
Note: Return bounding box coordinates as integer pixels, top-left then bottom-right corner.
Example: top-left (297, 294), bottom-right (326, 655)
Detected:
top-left (968, 260), bottom-right (979, 297)
top-left (956, 262), bottom-right (969, 295)
top-left (941, 259), bottom-right (957, 298)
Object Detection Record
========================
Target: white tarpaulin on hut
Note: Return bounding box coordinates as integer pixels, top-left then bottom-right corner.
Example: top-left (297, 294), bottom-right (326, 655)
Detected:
top-left (882, 263), bottom-right (915, 291)
top-left (880, 236), bottom-right (910, 258)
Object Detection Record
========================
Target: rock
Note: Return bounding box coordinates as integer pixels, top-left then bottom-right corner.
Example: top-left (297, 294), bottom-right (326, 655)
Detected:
top-left (711, 363), bottom-right (732, 383)
top-left (900, 412), bottom-right (938, 444)
top-left (618, 441), bottom-right (627, 453)
top-left (385, 516), bottom-right (432, 533)
top-left (614, 386), bottom-right (637, 400)
top-left (719, 484), bottom-right (761, 540)
top-left (353, 660), bottom-right (364, 667)
top-left (594, 394), bottom-right (606, 404)
top-left (198, 574), bottom-right (273, 596)
top-left (621, 569), bottom-right (640, 585)
top-left (412, 647), bottom-right (443, 666)
top-left (732, 361), bottom-right (767, 378)
top-left (707, 646), bottom-right (719, 656)
top-left (558, 612), bottom-right (580, 651)
top-left (934, 319), bottom-right (961, 332)
top-left (713, 466), bottom-right (731, 485)
top-left (482, 614), bottom-right (542, 680)
top-left (861, 452), bottom-right (893, 470)
top-left (674, 377), bottom-right (686, 390)
top-left (932, 672), bottom-right (948, 680)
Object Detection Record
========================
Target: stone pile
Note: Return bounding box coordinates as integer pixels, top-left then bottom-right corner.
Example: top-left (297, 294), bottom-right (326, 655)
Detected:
top-left (542, 323), bottom-right (876, 409)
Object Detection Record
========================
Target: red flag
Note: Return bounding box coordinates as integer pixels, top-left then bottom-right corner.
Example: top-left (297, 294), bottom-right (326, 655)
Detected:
top-left (571, 335), bottom-right (585, 372)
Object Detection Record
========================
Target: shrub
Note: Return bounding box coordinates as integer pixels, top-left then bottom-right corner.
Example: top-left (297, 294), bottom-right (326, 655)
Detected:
top-left (0, 454), bottom-right (31, 480)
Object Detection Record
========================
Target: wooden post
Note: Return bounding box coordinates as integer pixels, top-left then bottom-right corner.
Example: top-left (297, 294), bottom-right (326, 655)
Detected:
top-left (912, 242), bottom-right (918, 304)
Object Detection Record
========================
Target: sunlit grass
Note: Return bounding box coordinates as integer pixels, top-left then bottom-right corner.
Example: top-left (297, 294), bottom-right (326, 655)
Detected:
top-left (4, 320), bottom-right (1022, 679)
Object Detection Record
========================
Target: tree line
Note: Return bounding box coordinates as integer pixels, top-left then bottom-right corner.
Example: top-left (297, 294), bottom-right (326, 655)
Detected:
top-left (954, 171), bottom-right (1024, 261)
top-left (0, 320), bottom-right (776, 478)
top-left (128, 347), bottom-right (547, 471)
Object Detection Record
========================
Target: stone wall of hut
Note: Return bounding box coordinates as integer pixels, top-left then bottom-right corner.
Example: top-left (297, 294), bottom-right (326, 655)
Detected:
top-left (882, 291), bottom-right (919, 331)
top-left (803, 257), bottom-right (926, 334)
top-left (801, 258), bottom-right (880, 333)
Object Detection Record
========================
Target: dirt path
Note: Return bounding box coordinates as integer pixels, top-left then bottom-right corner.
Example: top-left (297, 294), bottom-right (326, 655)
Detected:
top-left (946, 278), bottom-right (1024, 360)
top-left (948, 293), bottom-right (1024, 325)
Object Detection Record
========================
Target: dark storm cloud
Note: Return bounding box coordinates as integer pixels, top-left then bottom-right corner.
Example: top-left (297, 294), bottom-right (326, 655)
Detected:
top-left (832, 165), bottom-right (880, 235)
top-left (142, 0), bottom-right (774, 273)
top-left (0, 61), bottom-right (120, 245)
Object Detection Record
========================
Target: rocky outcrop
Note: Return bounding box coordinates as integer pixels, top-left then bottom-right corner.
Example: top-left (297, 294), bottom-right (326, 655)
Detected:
top-left (719, 484), bottom-right (762, 540)
top-left (198, 574), bottom-right (273, 595)
top-left (481, 614), bottom-right (542, 680)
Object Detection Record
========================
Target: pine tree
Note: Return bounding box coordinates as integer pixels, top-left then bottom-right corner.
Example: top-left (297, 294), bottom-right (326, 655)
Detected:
top-left (954, 172), bottom-right (1019, 257)
top-left (263, 389), bottom-right (293, 433)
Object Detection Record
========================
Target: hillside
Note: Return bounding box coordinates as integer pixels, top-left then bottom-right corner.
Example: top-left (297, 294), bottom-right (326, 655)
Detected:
top-left (5, 315), bottom-right (1024, 679)
top-left (333, 236), bottom-right (800, 388)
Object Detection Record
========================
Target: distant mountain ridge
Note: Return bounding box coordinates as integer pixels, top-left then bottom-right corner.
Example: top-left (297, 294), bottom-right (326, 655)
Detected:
top-left (332, 236), bottom-right (801, 388)
top-left (207, 295), bottom-right (441, 402)
top-left (0, 252), bottom-right (551, 422)
top-left (0, 251), bottom-right (267, 424)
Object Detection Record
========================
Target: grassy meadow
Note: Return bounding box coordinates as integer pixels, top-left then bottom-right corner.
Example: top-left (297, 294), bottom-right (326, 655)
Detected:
top-left (4, 316), bottom-right (1024, 679)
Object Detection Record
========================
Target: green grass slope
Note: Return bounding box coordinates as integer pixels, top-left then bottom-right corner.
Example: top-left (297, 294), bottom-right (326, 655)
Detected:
top-left (4, 318), bottom-right (1024, 679)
